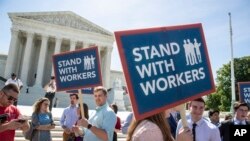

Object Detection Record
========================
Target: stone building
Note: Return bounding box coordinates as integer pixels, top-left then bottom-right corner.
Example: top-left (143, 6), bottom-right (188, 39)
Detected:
top-left (4, 11), bottom-right (113, 89)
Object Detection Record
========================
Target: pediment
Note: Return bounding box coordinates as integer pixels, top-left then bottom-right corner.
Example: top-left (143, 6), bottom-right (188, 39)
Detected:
top-left (9, 11), bottom-right (112, 36)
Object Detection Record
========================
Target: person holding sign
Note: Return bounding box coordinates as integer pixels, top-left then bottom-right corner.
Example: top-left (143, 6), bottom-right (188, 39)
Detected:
top-left (219, 102), bottom-right (250, 141)
top-left (176, 98), bottom-right (221, 141)
top-left (77, 86), bottom-right (117, 141)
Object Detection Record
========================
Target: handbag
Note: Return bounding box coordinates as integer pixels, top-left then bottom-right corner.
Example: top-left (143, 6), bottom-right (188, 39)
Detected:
top-left (24, 121), bottom-right (35, 140)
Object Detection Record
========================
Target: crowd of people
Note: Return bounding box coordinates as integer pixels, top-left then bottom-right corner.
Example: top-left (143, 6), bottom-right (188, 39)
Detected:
top-left (1, 73), bottom-right (250, 141)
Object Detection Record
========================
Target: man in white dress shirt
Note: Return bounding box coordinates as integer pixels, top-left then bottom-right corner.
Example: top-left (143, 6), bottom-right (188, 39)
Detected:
top-left (5, 73), bottom-right (23, 90)
top-left (5, 73), bottom-right (23, 106)
top-left (176, 98), bottom-right (221, 141)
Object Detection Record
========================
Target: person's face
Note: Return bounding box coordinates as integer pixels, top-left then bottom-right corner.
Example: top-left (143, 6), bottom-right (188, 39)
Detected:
top-left (210, 112), bottom-right (220, 123)
top-left (70, 95), bottom-right (78, 105)
top-left (94, 90), bottom-right (107, 106)
top-left (190, 101), bottom-right (205, 121)
top-left (41, 100), bottom-right (50, 111)
top-left (11, 75), bottom-right (16, 80)
top-left (0, 90), bottom-right (18, 107)
top-left (235, 106), bottom-right (249, 121)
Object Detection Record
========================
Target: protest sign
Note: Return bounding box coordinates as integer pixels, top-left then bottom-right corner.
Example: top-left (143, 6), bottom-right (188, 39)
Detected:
top-left (115, 23), bottom-right (215, 120)
top-left (238, 82), bottom-right (250, 107)
top-left (52, 46), bottom-right (102, 91)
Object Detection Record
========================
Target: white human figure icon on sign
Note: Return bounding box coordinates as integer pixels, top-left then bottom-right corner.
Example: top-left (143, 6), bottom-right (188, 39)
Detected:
top-left (90, 55), bottom-right (95, 69)
top-left (187, 39), bottom-right (198, 65)
top-left (183, 39), bottom-right (192, 65)
top-left (84, 56), bottom-right (92, 70)
top-left (194, 38), bottom-right (202, 63)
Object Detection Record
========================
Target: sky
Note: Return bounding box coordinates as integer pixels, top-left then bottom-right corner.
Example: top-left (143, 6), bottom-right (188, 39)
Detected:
top-left (0, 0), bottom-right (250, 80)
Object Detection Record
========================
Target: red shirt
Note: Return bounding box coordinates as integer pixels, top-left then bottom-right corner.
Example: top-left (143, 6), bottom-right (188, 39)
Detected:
top-left (115, 116), bottom-right (121, 130)
top-left (0, 105), bottom-right (21, 141)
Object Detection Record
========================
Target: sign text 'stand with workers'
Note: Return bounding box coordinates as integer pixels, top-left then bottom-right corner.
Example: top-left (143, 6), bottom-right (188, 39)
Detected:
top-left (52, 47), bottom-right (102, 91)
top-left (115, 23), bottom-right (215, 120)
top-left (238, 82), bottom-right (250, 108)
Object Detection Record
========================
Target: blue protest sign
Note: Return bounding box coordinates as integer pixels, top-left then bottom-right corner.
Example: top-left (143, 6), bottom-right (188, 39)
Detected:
top-left (53, 47), bottom-right (102, 91)
top-left (66, 87), bottom-right (94, 94)
top-left (238, 82), bottom-right (250, 107)
top-left (115, 23), bottom-right (215, 120)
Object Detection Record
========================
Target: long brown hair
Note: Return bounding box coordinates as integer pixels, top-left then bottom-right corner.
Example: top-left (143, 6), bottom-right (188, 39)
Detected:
top-left (33, 97), bottom-right (50, 114)
top-left (126, 112), bottom-right (174, 141)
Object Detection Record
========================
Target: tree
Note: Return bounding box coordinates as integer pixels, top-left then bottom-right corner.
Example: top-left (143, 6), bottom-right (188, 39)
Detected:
top-left (206, 56), bottom-right (250, 111)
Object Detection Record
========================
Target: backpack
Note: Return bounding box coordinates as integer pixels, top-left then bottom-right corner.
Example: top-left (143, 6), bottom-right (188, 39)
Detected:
top-left (24, 121), bottom-right (35, 140)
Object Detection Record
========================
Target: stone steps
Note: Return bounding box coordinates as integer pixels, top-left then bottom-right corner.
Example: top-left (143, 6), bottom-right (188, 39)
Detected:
top-left (15, 119), bottom-right (127, 141)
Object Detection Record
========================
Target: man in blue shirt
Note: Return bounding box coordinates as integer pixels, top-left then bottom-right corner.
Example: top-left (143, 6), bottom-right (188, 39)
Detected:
top-left (121, 112), bottom-right (133, 134)
top-left (60, 93), bottom-right (79, 141)
top-left (77, 86), bottom-right (116, 141)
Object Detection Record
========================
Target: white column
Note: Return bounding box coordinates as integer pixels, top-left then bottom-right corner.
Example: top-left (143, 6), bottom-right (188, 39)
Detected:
top-left (103, 47), bottom-right (113, 88)
top-left (20, 32), bottom-right (34, 85)
top-left (51, 38), bottom-right (62, 76)
top-left (70, 40), bottom-right (76, 51)
top-left (35, 34), bottom-right (49, 86)
top-left (54, 38), bottom-right (62, 54)
top-left (4, 29), bottom-right (19, 78)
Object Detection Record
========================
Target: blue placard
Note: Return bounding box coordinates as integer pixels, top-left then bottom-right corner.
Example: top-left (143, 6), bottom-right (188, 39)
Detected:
top-left (53, 47), bottom-right (102, 91)
top-left (115, 23), bottom-right (215, 120)
top-left (66, 87), bottom-right (94, 94)
top-left (238, 82), bottom-right (250, 107)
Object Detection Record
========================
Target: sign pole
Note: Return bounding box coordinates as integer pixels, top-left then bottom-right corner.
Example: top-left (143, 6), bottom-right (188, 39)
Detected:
top-left (78, 89), bottom-right (85, 118)
top-left (179, 104), bottom-right (188, 128)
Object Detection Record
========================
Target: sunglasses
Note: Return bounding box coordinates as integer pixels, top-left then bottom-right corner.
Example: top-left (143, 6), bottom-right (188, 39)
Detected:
top-left (3, 91), bottom-right (18, 102)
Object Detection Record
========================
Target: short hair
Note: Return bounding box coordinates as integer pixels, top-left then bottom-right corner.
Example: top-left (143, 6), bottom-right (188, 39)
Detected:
top-left (1, 84), bottom-right (19, 94)
top-left (94, 86), bottom-right (107, 96)
top-left (233, 102), bottom-right (249, 112)
top-left (224, 113), bottom-right (233, 120)
top-left (11, 73), bottom-right (16, 77)
top-left (70, 93), bottom-right (79, 99)
top-left (208, 109), bottom-right (220, 118)
top-left (111, 103), bottom-right (118, 114)
top-left (190, 97), bottom-right (205, 105)
top-left (51, 76), bottom-right (55, 79)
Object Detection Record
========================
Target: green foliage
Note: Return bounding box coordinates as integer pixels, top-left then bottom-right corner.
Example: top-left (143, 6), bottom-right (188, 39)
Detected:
top-left (206, 56), bottom-right (250, 111)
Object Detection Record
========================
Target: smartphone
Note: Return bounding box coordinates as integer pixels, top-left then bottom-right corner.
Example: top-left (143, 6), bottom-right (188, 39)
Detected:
top-left (0, 114), bottom-right (8, 123)
top-left (17, 119), bottom-right (26, 123)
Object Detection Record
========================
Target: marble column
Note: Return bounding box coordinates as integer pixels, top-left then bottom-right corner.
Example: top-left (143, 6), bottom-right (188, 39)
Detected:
top-left (102, 47), bottom-right (113, 88)
top-left (35, 34), bottom-right (49, 86)
top-left (51, 37), bottom-right (62, 76)
top-left (20, 32), bottom-right (34, 85)
top-left (4, 29), bottom-right (19, 78)
top-left (70, 40), bottom-right (76, 51)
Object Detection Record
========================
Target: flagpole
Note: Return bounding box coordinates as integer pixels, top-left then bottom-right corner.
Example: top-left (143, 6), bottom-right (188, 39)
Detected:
top-left (229, 12), bottom-right (235, 112)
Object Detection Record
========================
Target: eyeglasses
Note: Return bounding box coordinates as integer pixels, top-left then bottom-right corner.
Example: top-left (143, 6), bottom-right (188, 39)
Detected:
top-left (2, 91), bottom-right (18, 102)
top-left (238, 109), bottom-right (248, 113)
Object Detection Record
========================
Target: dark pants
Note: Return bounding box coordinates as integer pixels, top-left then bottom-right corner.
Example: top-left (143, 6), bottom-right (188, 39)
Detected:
top-left (113, 132), bottom-right (117, 141)
top-left (45, 92), bottom-right (55, 111)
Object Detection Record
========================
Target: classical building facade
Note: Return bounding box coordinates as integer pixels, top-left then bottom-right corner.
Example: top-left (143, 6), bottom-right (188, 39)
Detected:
top-left (4, 11), bottom-right (114, 88)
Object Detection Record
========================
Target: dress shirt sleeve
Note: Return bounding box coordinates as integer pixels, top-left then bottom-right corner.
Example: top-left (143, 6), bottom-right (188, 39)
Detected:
top-left (60, 109), bottom-right (66, 127)
top-left (102, 111), bottom-right (117, 140)
top-left (5, 79), bottom-right (10, 85)
top-left (211, 126), bottom-right (221, 141)
top-left (175, 120), bottom-right (182, 139)
top-left (121, 113), bottom-right (133, 134)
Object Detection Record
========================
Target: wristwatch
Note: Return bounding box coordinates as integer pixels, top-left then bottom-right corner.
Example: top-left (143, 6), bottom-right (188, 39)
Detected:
top-left (87, 123), bottom-right (92, 129)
